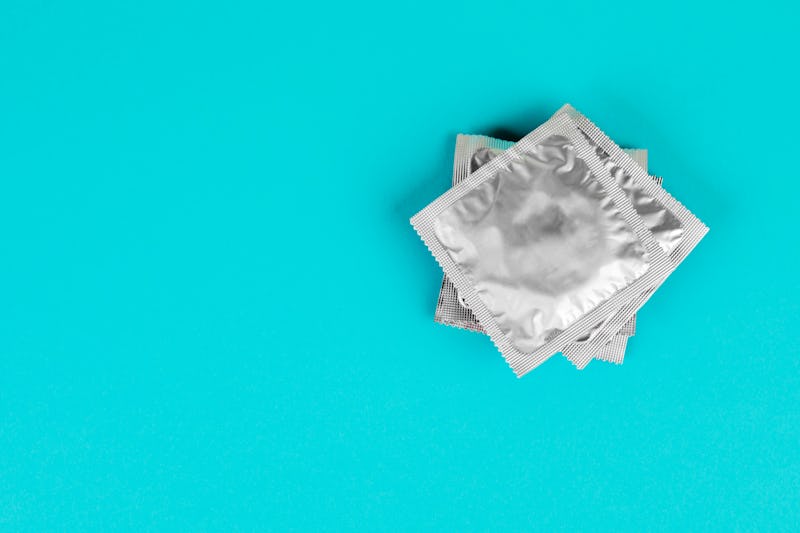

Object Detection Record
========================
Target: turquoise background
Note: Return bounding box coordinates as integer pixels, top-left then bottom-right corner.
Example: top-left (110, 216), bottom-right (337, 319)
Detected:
top-left (1, 0), bottom-right (799, 530)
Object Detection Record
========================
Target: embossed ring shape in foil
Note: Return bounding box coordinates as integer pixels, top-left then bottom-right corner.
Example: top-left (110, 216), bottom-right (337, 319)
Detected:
top-left (433, 135), bottom-right (650, 352)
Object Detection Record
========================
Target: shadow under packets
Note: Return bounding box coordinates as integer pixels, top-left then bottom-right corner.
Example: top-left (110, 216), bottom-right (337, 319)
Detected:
top-left (483, 127), bottom-right (524, 143)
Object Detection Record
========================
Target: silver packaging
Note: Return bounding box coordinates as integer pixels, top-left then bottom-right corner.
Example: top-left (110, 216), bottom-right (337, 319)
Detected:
top-left (595, 333), bottom-right (629, 364)
top-left (411, 111), bottom-right (673, 376)
top-left (556, 105), bottom-right (709, 368)
top-left (434, 135), bottom-right (652, 363)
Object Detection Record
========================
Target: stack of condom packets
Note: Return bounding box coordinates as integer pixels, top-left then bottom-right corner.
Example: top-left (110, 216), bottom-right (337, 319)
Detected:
top-left (434, 136), bottom-right (654, 365)
top-left (411, 105), bottom-right (708, 376)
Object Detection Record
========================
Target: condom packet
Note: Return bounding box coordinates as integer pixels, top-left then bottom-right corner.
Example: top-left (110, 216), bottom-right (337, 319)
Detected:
top-left (433, 134), bottom-right (652, 363)
top-left (555, 105), bottom-right (708, 368)
top-left (411, 110), bottom-right (673, 376)
top-left (595, 334), bottom-right (629, 364)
